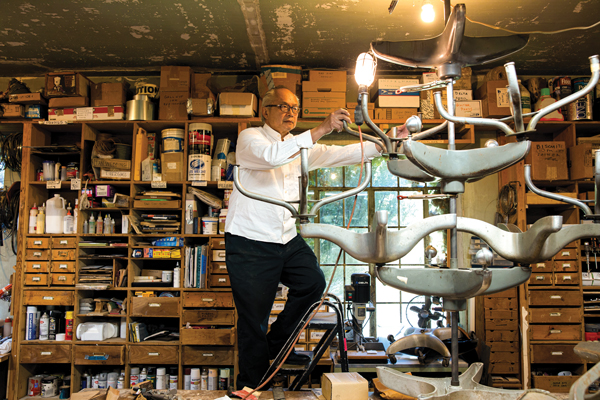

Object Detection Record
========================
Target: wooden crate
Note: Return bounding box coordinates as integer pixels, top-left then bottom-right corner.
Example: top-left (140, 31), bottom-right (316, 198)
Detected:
top-left (532, 375), bottom-right (579, 393)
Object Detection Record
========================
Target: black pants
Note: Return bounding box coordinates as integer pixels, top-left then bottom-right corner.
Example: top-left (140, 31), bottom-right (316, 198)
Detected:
top-left (225, 233), bottom-right (326, 390)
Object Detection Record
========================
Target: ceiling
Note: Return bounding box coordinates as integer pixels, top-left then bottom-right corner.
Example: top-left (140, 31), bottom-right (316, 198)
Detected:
top-left (1, 0), bottom-right (599, 77)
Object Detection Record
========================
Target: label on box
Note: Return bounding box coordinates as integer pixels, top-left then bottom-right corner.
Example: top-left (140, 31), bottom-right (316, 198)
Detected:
top-left (218, 181), bottom-right (233, 189)
top-left (71, 179), bottom-right (81, 191)
top-left (496, 88), bottom-right (510, 108)
top-left (76, 107), bottom-right (94, 120)
top-left (192, 181), bottom-right (208, 187)
top-left (151, 181), bottom-right (167, 189)
top-left (46, 180), bottom-right (61, 189)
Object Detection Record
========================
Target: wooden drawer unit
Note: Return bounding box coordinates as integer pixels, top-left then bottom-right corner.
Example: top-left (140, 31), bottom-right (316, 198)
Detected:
top-left (25, 249), bottom-right (49, 261)
top-left (130, 297), bottom-right (180, 317)
top-left (554, 260), bottom-right (578, 272)
top-left (489, 341), bottom-right (519, 352)
top-left (52, 237), bottom-right (77, 248)
top-left (555, 272), bottom-right (579, 286)
top-left (183, 291), bottom-right (234, 308)
top-left (182, 346), bottom-right (235, 365)
top-left (51, 249), bottom-right (76, 260)
top-left (529, 272), bottom-right (552, 286)
top-left (182, 310), bottom-right (235, 325)
top-left (25, 261), bottom-right (49, 273)
top-left (486, 319), bottom-right (518, 330)
top-left (530, 325), bottom-right (582, 341)
top-left (25, 274), bottom-right (48, 286)
top-left (483, 297), bottom-right (517, 309)
top-left (531, 344), bottom-right (580, 364)
top-left (129, 345), bottom-right (179, 364)
top-left (486, 287), bottom-right (517, 298)
top-left (554, 248), bottom-right (578, 261)
top-left (24, 290), bottom-right (73, 306)
top-left (181, 327), bottom-right (236, 345)
top-left (529, 290), bottom-right (581, 306)
top-left (490, 351), bottom-right (519, 363)
top-left (489, 363), bottom-right (520, 374)
top-left (486, 330), bottom-right (518, 341)
top-left (26, 237), bottom-right (50, 248)
top-left (210, 262), bottom-right (227, 274)
top-left (210, 237), bottom-right (226, 249)
top-left (532, 261), bottom-right (552, 273)
top-left (209, 274), bottom-right (231, 288)
top-left (484, 309), bottom-right (517, 320)
top-left (51, 273), bottom-right (75, 286)
top-left (20, 344), bottom-right (71, 363)
top-left (74, 345), bottom-right (125, 365)
top-left (530, 308), bottom-right (582, 324)
top-left (51, 261), bottom-right (76, 273)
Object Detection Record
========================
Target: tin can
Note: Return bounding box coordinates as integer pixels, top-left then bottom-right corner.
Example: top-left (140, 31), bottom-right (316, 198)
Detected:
top-left (551, 76), bottom-right (572, 117)
top-left (568, 78), bottom-right (593, 120)
top-left (28, 376), bottom-right (42, 396)
top-left (161, 128), bottom-right (185, 153)
top-left (66, 162), bottom-right (79, 180)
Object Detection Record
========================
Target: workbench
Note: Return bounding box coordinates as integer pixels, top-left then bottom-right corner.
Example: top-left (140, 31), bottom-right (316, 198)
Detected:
top-left (333, 354), bottom-right (468, 374)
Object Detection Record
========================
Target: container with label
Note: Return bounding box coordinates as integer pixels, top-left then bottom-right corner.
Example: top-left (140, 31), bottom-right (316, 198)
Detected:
top-left (188, 154), bottom-right (211, 181)
top-left (202, 216), bottom-right (218, 235)
top-left (569, 77), bottom-right (593, 120)
top-left (161, 128), bottom-right (185, 153)
top-left (188, 123), bottom-right (213, 181)
top-left (218, 209), bottom-right (228, 234)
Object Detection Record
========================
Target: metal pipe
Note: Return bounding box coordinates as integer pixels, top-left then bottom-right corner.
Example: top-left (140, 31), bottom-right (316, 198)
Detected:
top-left (411, 120), bottom-right (449, 141)
top-left (434, 91), bottom-right (515, 136)
top-left (447, 81), bottom-right (455, 150)
top-left (596, 150), bottom-right (600, 216)
top-left (342, 121), bottom-right (384, 148)
top-left (524, 164), bottom-right (592, 215)
top-left (311, 161), bottom-right (372, 216)
top-left (233, 165), bottom-right (299, 217)
top-left (504, 62), bottom-right (524, 133)
top-left (361, 92), bottom-right (392, 152)
top-left (299, 148), bottom-right (309, 216)
top-left (528, 55), bottom-right (599, 131)
top-left (450, 311), bottom-right (459, 386)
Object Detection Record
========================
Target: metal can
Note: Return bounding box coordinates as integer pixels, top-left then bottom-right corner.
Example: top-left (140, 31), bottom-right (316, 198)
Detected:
top-left (568, 78), bottom-right (593, 120)
top-left (66, 162), bottom-right (79, 180)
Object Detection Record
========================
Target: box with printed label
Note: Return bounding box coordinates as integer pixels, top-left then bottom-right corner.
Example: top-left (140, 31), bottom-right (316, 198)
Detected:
top-left (371, 79), bottom-right (420, 108)
top-left (475, 80), bottom-right (510, 117)
top-left (161, 152), bottom-right (184, 182)
top-left (45, 72), bottom-right (91, 98)
top-left (219, 92), bottom-right (258, 117)
top-left (259, 65), bottom-right (302, 97)
top-left (9, 93), bottom-right (48, 105)
top-left (455, 101), bottom-right (482, 118)
top-left (302, 81), bottom-right (347, 93)
top-left (302, 107), bottom-right (337, 119)
top-left (25, 105), bottom-right (47, 119)
top-left (1, 104), bottom-right (25, 118)
top-left (308, 70), bottom-right (347, 82)
top-left (374, 108), bottom-right (418, 121)
top-left (302, 92), bottom-right (346, 108)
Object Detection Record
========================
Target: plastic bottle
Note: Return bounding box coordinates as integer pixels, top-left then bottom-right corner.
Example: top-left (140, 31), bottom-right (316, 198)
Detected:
top-left (29, 204), bottom-right (38, 234)
top-left (83, 220), bottom-right (89, 234)
top-left (63, 205), bottom-right (74, 234)
top-left (36, 205), bottom-right (45, 234)
top-left (117, 375), bottom-right (124, 389)
top-left (518, 80), bottom-right (531, 114)
top-left (73, 199), bottom-right (79, 234)
top-left (81, 372), bottom-right (89, 389)
top-left (39, 312), bottom-right (49, 340)
top-left (104, 214), bottom-right (111, 234)
top-left (46, 194), bottom-right (66, 234)
top-left (111, 218), bottom-right (116, 234)
top-left (156, 367), bottom-right (166, 389)
top-left (65, 311), bottom-right (74, 340)
top-left (534, 88), bottom-right (564, 121)
top-left (173, 264), bottom-right (181, 288)
top-left (89, 214), bottom-right (96, 234)
top-left (190, 368), bottom-right (201, 390)
top-left (200, 368), bottom-right (208, 390)
top-left (26, 306), bottom-right (37, 340)
top-left (4, 317), bottom-right (12, 337)
top-left (139, 367), bottom-right (147, 383)
top-left (97, 213), bottom-right (103, 234)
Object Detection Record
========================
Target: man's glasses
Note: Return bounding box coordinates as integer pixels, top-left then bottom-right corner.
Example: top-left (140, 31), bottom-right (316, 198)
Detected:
top-left (265, 104), bottom-right (300, 115)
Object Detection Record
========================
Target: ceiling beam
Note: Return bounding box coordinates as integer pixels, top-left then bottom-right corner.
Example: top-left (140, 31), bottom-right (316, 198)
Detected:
top-left (237, 0), bottom-right (269, 68)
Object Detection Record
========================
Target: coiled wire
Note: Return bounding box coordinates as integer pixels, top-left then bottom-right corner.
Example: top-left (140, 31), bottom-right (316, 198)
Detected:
top-left (497, 182), bottom-right (518, 225)
top-left (0, 132), bottom-right (22, 172)
top-left (0, 184), bottom-right (20, 255)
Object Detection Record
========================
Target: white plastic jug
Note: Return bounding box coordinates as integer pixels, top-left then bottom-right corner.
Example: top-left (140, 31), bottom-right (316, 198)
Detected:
top-left (46, 194), bottom-right (66, 234)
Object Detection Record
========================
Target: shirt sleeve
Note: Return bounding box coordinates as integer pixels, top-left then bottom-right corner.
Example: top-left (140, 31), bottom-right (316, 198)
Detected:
top-left (307, 141), bottom-right (382, 170)
top-left (236, 128), bottom-right (314, 170)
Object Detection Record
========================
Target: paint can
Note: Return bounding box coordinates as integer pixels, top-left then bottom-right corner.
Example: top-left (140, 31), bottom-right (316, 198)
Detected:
top-left (202, 216), bottom-right (218, 235)
top-left (568, 78), bottom-right (593, 120)
top-left (207, 368), bottom-right (218, 391)
top-left (28, 376), bottom-right (42, 396)
top-left (161, 128), bottom-right (185, 153)
top-left (188, 154), bottom-right (211, 181)
top-left (550, 76), bottom-right (572, 116)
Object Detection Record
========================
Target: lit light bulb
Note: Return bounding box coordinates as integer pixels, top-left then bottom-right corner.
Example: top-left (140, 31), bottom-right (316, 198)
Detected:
top-left (354, 52), bottom-right (376, 87)
top-left (421, 3), bottom-right (435, 23)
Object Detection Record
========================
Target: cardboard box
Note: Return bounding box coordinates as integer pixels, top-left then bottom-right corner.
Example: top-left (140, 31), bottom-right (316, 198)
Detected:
top-left (45, 72), bottom-right (91, 98)
top-left (219, 92), bottom-right (258, 117)
top-left (302, 81), bottom-right (346, 93)
top-left (568, 142), bottom-right (600, 180)
top-left (25, 105), bottom-right (47, 119)
top-left (49, 96), bottom-right (89, 108)
top-left (347, 102), bottom-right (374, 121)
top-left (420, 72), bottom-right (438, 119)
top-left (161, 152), bottom-right (184, 181)
top-left (100, 169), bottom-right (131, 180)
top-left (455, 100), bottom-right (482, 118)
top-left (48, 106), bottom-right (125, 121)
top-left (191, 73), bottom-right (216, 99)
top-left (321, 372), bottom-right (368, 400)
top-left (188, 98), bottom-right (216, 117)
top-left (259, 65), bottom-right (302, 97)
top-left (475, 80), bottom-right (510, 117)
top-left (160, 66), bottom-right (192, 93)
top-left (308, 70), bottom-right (347, 82)
top-left (9, 92), bottom-right (47, 105)
top-left (532, 375), bottom-right (579, 393)
top-left (91, 158), bottom-right (131, 170)
top-left (302, 107), bottom-right (337, 118)
top-left (374, 107), bottom-right (418, 120)
top-left (371, 79), bottom-right (420, 108)
top-left (159, 92), bottom-right (189, 120)
top-left (91, 82), bottom-right (129, 107)
top-left (302, 92), bottom-right (346, 108)
top-left (1, 104), bottom-right (25, 118)
top-left (525, 141), bottom-right (568, 181)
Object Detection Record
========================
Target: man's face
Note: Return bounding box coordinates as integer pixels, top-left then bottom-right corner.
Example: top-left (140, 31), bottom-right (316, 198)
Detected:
top-left (263, 89), bottom-right (299, 136)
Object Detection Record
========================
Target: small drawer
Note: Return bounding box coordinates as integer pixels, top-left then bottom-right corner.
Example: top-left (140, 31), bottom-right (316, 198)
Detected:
top-left (309, 329), bottom-right (327, 343)
top-left (24, 290), bottom-right (73, 306)
top-left (129, 345), bottom-right (179, 364)
top-left (208, 274), bottom-right (230, 288)
top-left (530, 325), bottom-right (582, 341)
top-left (26, 237), bottom-right (50, 248)
top-left (26, 261), bottom-right (49, 273)
top-left (181, 327), bottom-right (236, 345)
top-left (530, 308), bottom-right (582, 324)
top-left (489, 363), bottom-right (520, 374)
top-left (183, 309), bottom-right (235, 326)
top-left (555, 273), bottom-right (579, 286)
top-left (529, 290), bottom-right (581, 306)
top-left (74, 345), bottom-right (125, 365)
top-left (25, 274), bottom-right (48, 286)
top-left (130, 297), bottom-right (180, 316)
top-left (51, 273), bottom-right (75, 286)
top-left (486, 319), bottom-right (518, 330)
top-left (212, 249), bottom-right (226, 262)
top-left (529, 272), bottom-right (552, 286)
top-left (51, 261), bottom-right (76, 273)
top-left (489, 341), bottom-right (519, 352)
top-left (52, 237), bottom-right (77, 248)
top-left (25, 249), bottom-right (49, 261)
top-left (20, 344), bottom-right (71, 363)
top-left (183, 292), bottom-right (234, 308)
top-left (484, 297), bottom-right (517, 309)
top-left (486, 330), bottom-right (518, 341)
top-left (554, 260), bottom-right (578, 272)
top-left (484, 309), bottom-right (517, 319)
top-left (531, 344), bottom-right (580, 364)
top-left (182, 346), bottom-right (234, 365)
top-left (51, 249), bottom-right (76, 260)
top-left (485, 287), bottom-right (517, 298)
top-left (532, 261), bottom-right (552, 273)
top-left (554, 249), bottom-right (578, 260)
top-left (490, 351), bottom-right (520, 363)
top-left (271, 300), bottom-right (286, 315)
top-left (210, 262), bottom-right (228, 274)
top-left (210, 237), bottom-right (226, 249)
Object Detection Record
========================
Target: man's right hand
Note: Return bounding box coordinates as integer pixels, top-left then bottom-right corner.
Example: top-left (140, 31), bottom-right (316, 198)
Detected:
top-left (310, 109), bottom-right (352, 143)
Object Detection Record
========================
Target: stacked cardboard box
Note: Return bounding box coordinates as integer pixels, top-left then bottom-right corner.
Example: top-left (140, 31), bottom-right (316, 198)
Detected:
top-left (188, 73), bottom-right (217, 118)
top-left (6, 93), bottom-right (47, 119)
top-left (302, 71), bottom-right (347, 118)
top-left (259, 65), bottom-right (302, 98)
top-left (475, 80), bottom-right (511, 118)
top-left (525, 141), bottom-right (569, 181)
top-left (159, 66), bottom-right (191, 121)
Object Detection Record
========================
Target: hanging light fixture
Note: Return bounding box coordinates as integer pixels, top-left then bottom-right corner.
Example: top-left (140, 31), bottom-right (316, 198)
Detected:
top-left (421, 1), bottom-right (435, 23)
top-left (354, 52), bottom-right (377, 90)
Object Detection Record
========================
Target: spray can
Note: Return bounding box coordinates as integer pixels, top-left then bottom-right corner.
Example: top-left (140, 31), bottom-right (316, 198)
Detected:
top-left (173, 264), bottom-right (181, 288)
top-left (184, 368), bottom-right (191, 390)
top-left (26, 306), bottom-right (37, 340)
top-left (65, 311), bottom-right (73, 340)
top-left (169, 367), bottom-right (178, 389)
top-left (190, 368), bottom-right (200, 390)
top-left (219, 368), bottom-right (230, 390)
top-left (130, 367), bottom-right (140, 387)
top-left (156, 367), bottom-right (166, 390)
top-left (200, 368), bottom-right (208, 390)
top-left (39, 312), bottom-right (49, 340)
top-left (569, 77), bottom-right (593, 120)
top-left (208, 368), bottom-right (218, 390)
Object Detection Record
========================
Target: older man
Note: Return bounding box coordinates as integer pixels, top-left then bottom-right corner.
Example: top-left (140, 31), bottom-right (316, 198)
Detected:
top-left (225, 87), bottom-right (394, 390)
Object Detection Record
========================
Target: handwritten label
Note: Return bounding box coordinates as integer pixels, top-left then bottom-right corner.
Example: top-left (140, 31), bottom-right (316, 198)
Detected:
top-left (148, 352), bottom-right (160, 356)
top-left (71, 178), bottom-right (81, 191)
top-left (43, 296), bottom-right (54, 300)
top-left (76, 107), bottom-right (93, 120)
top-left (41, 121), bottom-right (69, 125)
top-left (218, 181), bottom-right (233, 189)
top-left (151, 181), bottom-right (167, 189)
top-left (192, 181), bottom-right (208, 187)
top-left (46, 180), bottom-right (61, 189)
top-left (149, 303), bottom-right (161, 307)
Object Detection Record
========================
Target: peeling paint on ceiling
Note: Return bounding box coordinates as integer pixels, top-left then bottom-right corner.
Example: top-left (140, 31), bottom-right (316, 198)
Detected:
top-left (0, 0), bottom-right (598, 76)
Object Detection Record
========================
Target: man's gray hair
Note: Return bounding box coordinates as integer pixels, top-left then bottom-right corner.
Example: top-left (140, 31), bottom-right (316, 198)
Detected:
top-left (261, 86), bottom-right (300, 123)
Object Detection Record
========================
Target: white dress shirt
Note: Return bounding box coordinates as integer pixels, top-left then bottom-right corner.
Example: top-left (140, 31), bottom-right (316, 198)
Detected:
top-left (225, 123), bottom-right (381, 244)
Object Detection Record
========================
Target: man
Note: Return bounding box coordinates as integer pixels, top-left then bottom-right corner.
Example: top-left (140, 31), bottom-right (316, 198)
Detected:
top-left (225, 87), bottom-right (397, 390)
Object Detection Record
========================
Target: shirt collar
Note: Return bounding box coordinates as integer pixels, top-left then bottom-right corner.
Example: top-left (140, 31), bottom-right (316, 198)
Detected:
top-left (263, 123), bottom-right (293, 141)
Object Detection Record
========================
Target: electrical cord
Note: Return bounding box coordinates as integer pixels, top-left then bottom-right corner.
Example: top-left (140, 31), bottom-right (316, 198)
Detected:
top-left (0, 184), bottom-right (20, 255)
top-left (497, 182), bottom-right (518, 224)
top-left (0, 132), bottom-right (22, 173)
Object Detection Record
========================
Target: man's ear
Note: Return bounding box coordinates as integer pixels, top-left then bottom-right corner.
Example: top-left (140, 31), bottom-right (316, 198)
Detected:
top-left (261, 105), bottom-right (269, 120)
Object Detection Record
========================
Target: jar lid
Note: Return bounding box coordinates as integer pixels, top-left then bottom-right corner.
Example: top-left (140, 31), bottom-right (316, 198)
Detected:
top-left (189, 123), bottom-right (212, 132)
top-left (161, 128), bottom-right (185, 138)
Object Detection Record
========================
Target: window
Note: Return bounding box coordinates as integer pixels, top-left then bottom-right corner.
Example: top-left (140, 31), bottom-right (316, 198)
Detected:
top-left (306, 156), bottom-right (448, 339)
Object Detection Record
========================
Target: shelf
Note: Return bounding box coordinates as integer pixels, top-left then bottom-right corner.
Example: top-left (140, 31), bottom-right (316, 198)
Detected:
top-left (74, 338), bottom-right (126, 344)
top-left (76, 314), bottom-right (126, 318)
top-left (129, 340), bottom-right (180, 346)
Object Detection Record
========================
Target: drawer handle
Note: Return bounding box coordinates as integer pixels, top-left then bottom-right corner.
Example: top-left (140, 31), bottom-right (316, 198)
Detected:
top-left (43, 296), bottom-right (54, 300)
top-left (85, 353), bottom-right (109, 361)
top-left (32, 264), bottom-right (41, 269)
top-left (148, 352), bottom-right (160, 356)
top-left (550, 312), bottom-right (561, 317)
top-left (149, 303), bottom-right (161, 307)
top-left (34, 240), bottom-right (42, 245)
top-left (562, 276), bottom-right (572, 281)
top-left (536, 263), bottom-right (545, 268)
top-left (40, 351), bottom-right (52, 356)
top-left (562, 263), bottom-right (571, 268)
top-left (218, 265), bottom-right (226, 270)
top-left (562, 251), bottom-right (570, 256)
top-left (33, 252), bottom-right (42, 257)
top-left (202, 298), bottom-right (214, 302)
top-left (59, 264), bottom-right (68, 269)
top-left (32, 277), bottom-right (40, 282)
top-left (60, 240), bottom-right (68, 245)
top-left (203, 353), bottom-right (214, 357)
top-left (58, 276), bottom-right (66, 281)
top-left (550, 295), bottom-right (562, 299)
top-left (552, 351), bottom-right (563, 356)
top-left (218, 278), bottom-right (226, 283)
top-left (550, 330), bottom-right (562, 334)
top-left (536, 276), bottom-right (545, 280)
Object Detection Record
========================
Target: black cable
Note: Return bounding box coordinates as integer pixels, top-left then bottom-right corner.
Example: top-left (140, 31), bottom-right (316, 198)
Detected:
top-left (0, 132), bottom-right (22, 172)
top-left (0, 186), bottom-right (20, 254)
top-left (497, 182), bottom-right (518, 223)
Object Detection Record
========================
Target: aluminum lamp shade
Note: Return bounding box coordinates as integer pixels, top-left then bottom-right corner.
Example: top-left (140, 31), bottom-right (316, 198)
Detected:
top-left (355, 52), bottom-right (376, 87)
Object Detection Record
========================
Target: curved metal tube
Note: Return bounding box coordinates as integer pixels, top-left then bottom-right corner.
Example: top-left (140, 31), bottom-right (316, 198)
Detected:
top-left (537, 224), bottom-right (600, 262)
top-left (310, 161), bottom-right (372, 216)
top-left (396, 78), bottom-right (453, 93)
top-left (387, 331), bottom-right (451, 359)
top-left (233, 165), bottom-right (299, 217)
top-left (299, 148), bottom-right (309, 216)
top-left (476, 267), bottom-right (532, 295)
top-left (456, 216), bottom-right (563, 264)
top-left (528, 55), bottom-right (599, 131)
top-left (342, 120), bottom-right (384, 148)
top-left (504, 62), bottom-right (524, 133)
top-left (434, 91), bottom-right (515, 136)
top-left (411, 120), bottom-right (449, 141)
top-left (524, 164), bottom-right (592, 215)
top-left (361, 92), bottom-right (392, 153)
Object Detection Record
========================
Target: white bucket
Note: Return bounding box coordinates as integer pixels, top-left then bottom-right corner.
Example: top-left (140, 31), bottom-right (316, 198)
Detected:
top-left (188, 154), bottom-right (211, 181)
top-left (202, 217), bottom-right (218, 234)
top-left (161, 128), bottom-right (185, 153)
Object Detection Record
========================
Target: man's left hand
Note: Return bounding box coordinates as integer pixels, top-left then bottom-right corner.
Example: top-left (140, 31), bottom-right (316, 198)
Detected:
top-left (310, 109), bottom-right (352, 142)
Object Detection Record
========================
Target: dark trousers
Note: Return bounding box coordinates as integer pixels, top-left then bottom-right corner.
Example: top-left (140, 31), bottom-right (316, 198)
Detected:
top-left (225, 233), bottom-right (326, 390)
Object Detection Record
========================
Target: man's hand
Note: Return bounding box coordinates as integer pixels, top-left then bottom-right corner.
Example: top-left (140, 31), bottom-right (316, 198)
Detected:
top-left (374, 123), bottom-right (409, 153)
top-left (310, 108), bottom-right (352, 143)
